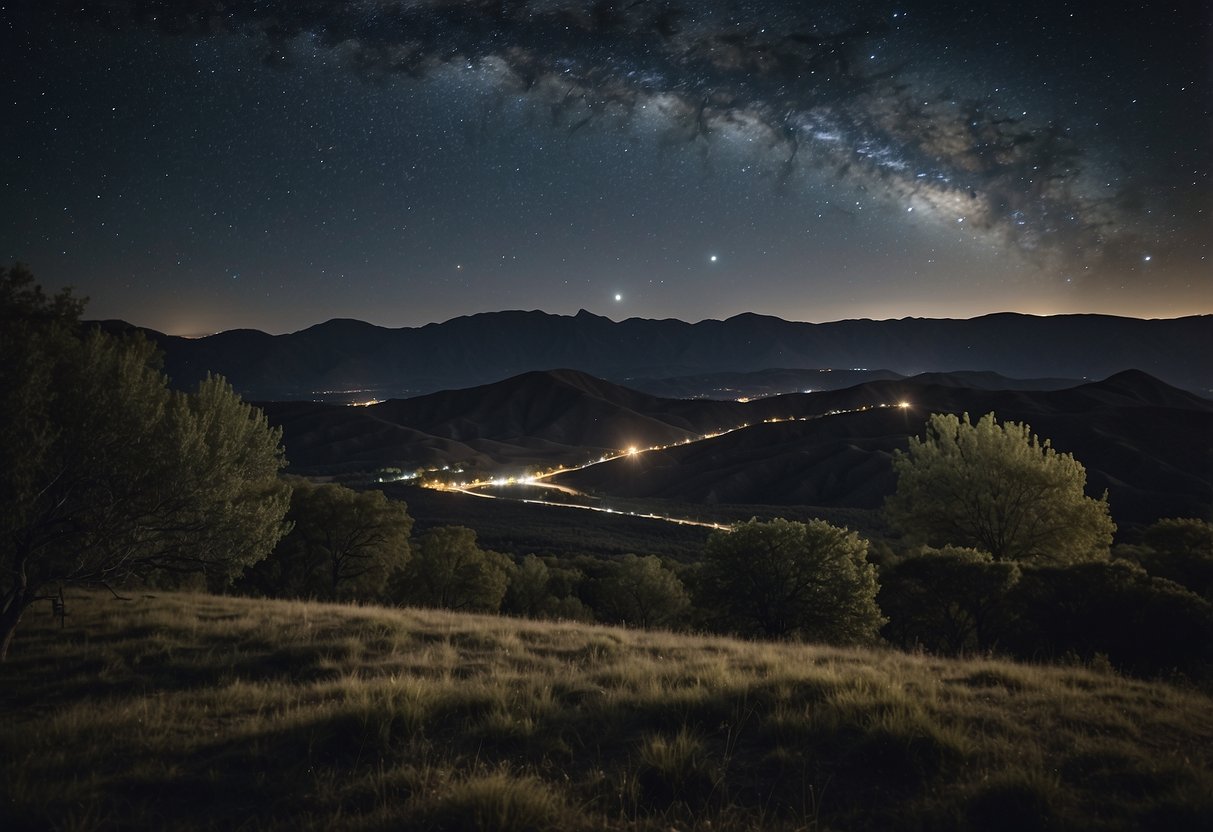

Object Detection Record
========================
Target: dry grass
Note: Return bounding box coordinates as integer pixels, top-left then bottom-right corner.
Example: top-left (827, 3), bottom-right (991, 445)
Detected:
top-left (2, 591), bottom-right (1212, 830)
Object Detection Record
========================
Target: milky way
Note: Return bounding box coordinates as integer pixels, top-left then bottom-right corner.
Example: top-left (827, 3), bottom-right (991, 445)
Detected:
top-left (2, 1), bottom-right (1208, 333)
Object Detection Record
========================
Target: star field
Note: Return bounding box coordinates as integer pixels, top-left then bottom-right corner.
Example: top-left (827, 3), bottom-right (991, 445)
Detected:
top-left (1, 1), bottom-right (1208, 334)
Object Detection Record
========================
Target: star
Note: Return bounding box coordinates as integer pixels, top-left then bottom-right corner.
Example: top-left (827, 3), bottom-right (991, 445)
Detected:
top-left (614, 293), bottom-right (622, 302)
top-left (709, 255), bottom-right (719, 263)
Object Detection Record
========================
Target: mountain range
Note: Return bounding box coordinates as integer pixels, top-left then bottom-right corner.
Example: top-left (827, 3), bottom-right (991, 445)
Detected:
top-left (99, 310), bottom-right (1212, 400)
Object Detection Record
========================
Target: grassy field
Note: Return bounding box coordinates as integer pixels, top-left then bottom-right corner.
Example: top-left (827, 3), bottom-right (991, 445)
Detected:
top-left (2, 592), bottom-right (1212, 831)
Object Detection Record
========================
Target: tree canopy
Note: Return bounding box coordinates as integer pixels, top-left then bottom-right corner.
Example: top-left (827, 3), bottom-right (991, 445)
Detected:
top-left (0, 265), bottom-right (291, 659)
top-left (595, 554), bottom-right (690, 629)
top-left (697, 518), bottom-right (883, 644)
top-left (242, 481), bottom-right (412, 601)
top-left (885, 412), bottom-right (1115, 564)
top-left (392, 526), bottom-right (513, 612)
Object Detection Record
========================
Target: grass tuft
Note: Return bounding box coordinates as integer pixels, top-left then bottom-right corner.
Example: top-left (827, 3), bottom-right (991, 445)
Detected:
top-left (635, 727), bottom-right (720, 810)
top-left (417, 771), bottom-right (572, 832)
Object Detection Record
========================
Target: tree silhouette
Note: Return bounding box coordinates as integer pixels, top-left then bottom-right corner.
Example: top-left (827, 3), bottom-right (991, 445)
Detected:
top-left (0, 265), bottom-right (291, 660)
top-left (243, 481), bottom-right (412, 601)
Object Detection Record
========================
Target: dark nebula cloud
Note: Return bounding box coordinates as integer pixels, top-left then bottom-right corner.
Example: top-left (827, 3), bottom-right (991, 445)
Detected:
top-left (3, 1), bottom-right (1209, 331)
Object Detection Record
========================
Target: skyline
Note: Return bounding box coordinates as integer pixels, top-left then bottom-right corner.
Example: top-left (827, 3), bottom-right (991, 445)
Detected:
top-left (2, 1), bottom-right (1209, 335)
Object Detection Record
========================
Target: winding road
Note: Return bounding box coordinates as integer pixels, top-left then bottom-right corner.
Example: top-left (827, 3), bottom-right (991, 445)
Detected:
top-left (417, 401), bottom-right (911, 531)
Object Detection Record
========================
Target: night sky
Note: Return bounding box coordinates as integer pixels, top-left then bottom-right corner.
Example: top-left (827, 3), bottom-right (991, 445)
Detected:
top-left (3, 1), bottom-right (1209, 335)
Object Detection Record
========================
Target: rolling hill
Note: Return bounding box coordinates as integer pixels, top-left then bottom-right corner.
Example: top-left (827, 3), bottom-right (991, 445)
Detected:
top-left (557, 370), bottom-right (1213, 524)
top-left (262, 368), bottom-right (1212, 525)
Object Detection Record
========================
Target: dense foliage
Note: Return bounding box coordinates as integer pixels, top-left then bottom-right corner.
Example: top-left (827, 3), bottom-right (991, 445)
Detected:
top-left (241, 481), bottom-right (413, 601)
top-left (697, 518), bottom-right (884, 644)
top-left (391, 526), bottom-right (513, 612)
top-left (886, 412), bottom-right (1115, 563)
top-left (592, 554), bottom-right (691, 629)
top-left (0, 265), bottom-right (290, 659)
top-left (880, 546), bottom-right (1019, 654)
top-left (1127, 518), bottom-right (1213, 601)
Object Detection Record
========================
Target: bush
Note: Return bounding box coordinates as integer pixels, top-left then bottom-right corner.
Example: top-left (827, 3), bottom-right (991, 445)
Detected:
top-left (697, 518), bottom-right (884, 644)
top-left (879, 547), bottom-right (1019, 654)
top-left (1003, 560), bottom-right (1213, 677)
top-left (1132, 518), bottom-right (1213, 601)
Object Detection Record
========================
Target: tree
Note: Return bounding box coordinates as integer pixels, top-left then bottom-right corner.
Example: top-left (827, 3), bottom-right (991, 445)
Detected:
top-left (503, 554), bottom-right (554, 617)
top-left (594, 554), bottom-right (690, 629)
top-left (879, 546), bottom-right (1019, 654)
top-left (243, 481), bottom-right (412, 601)
top-left (885, 412), bottom-right (1115, 564)
top-left (697, 518), bottom-right (884, 644)
top-left (0, 265), bottom-right (291, 659)
top-left (392, 526), bottom-right (512, 612)
top-left (502, 554), bottom-right (594, 621)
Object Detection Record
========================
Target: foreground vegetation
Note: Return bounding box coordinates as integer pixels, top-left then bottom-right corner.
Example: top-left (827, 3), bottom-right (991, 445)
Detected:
top-left (3, 592), bottom-right (1212, 831)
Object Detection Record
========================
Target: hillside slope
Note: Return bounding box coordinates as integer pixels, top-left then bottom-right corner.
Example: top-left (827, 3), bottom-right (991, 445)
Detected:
top-left (261, 368), bottom-right (749, 474)
top-left (3, 591), bottom-right (1211, 831)
top-left (264, 368), bottom-right (1212, 524)
top-left (556, 370), bottom-right (1213, 524)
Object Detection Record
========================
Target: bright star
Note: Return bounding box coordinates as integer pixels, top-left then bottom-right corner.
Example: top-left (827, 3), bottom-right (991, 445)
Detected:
top-left (709, 254), bottom-right (719, 263)
top-left (614, 293), bottom-right (622, 302)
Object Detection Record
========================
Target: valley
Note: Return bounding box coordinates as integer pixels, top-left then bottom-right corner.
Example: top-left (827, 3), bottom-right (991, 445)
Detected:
top-left (263, 367), bottom-right (1213, 532)
top-left (412, 401), bottom-right (912, 532)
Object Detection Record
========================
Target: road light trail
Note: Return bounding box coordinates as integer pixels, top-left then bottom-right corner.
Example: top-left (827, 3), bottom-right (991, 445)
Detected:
top-left (422, 401), bottom-right (912, 531)
top-left (446, 486), bottom-right (730, 530)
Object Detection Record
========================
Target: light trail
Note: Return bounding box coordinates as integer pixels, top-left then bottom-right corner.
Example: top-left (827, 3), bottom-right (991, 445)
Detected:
top-left (446, 486), bottom-right (730, 531)
top-left (418, 401), bottom-right (912, 532)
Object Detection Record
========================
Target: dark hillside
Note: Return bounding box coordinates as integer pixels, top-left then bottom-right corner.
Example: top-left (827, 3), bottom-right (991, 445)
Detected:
top-left (558, 372), bottom-right (1213, 525)
top-left (262, 367), bottom-right (1210, 525)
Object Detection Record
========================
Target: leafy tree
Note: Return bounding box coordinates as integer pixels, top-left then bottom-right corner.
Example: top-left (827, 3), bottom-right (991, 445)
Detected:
top-left (504, 554), bottom-right (554, 617)
top-left (697, 518), bottom-right (883, 644)
top-left (0, 266), bottom-right (291, 659)
top-left (885, 412), bottom-right (1115, 563)
top-left (879, 546), bottom-right (1019, 654)
top-left (503, 554), bottom-right (594, 621)
top-left (243, 481), bottom-right (412, 601)
top-left (594, 554), bottom-right (690, 629)
top-left (392, 526), bottom-right (512, 612)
